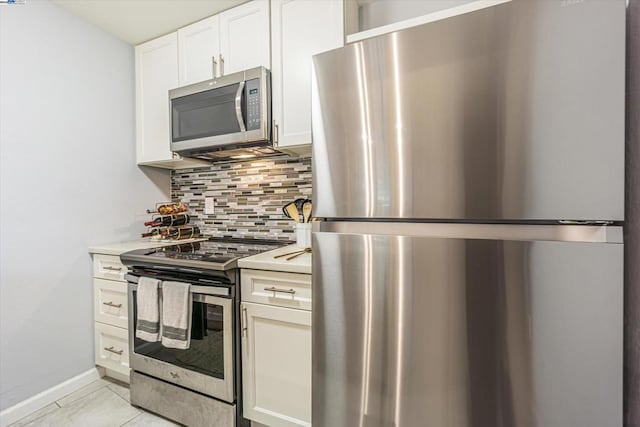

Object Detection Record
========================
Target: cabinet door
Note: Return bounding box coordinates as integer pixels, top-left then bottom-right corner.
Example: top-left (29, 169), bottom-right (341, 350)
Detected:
top-left (135, 33), bottom-right (179, 164)
top-left (178, 15), bottom-right (220, 86)
top-left (219, 0), bottom-right (270, 75)
top-left (242, 302), bottom-right (311, 427)
top-left (271, 0), bottom-right (343, 147)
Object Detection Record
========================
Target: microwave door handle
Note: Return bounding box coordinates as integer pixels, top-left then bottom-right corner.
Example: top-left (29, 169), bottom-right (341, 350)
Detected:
top-left (235, 81), bottom-right (246, 132)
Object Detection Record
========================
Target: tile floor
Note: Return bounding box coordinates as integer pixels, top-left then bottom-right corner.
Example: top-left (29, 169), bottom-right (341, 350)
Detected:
top-left (9, 378), bottom-right (179, 427)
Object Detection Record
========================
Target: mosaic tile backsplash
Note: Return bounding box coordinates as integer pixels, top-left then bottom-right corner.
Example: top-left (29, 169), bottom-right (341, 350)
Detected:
top-left (171, 156), bottom-right (312, 241)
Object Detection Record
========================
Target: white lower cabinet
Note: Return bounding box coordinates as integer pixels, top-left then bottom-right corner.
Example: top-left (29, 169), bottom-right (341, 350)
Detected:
top-left (91, 252), bottom-right (131, 382)
top-left (241, 285), bottom-right (312, 427)
top-left (94, 278), bottom-right (128, 329)
top-left (95, 322), bottom-right (130, 376)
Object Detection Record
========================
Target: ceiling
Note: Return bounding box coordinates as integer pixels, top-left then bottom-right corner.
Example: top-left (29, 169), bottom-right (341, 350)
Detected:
top-left (52, 0), bottom-right (249, 45)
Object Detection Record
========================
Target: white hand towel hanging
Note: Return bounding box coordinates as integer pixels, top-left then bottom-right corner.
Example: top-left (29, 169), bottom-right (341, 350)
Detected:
top-left (135, 277), bottom-right (161, 342)
top-left (161, 281), bottom-right (192, 349)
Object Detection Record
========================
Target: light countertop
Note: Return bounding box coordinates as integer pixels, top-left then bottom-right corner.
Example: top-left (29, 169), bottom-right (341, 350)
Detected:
top-left (88, 238), bottom-right (206, 256)
top-left (238, 244), bottom-right (311, 274)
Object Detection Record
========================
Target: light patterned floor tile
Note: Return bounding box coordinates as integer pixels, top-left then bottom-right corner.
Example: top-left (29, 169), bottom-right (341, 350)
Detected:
top-left (105, 379), bottom-right (130, 403)
top-left (8, 403), bottom-right (60, 427)
top-left (55, 379), bottom-right (110, 407)
top-left (121, 411), bottom-right (181, 427)
top-left (22, 387), bottom-right (140, 427)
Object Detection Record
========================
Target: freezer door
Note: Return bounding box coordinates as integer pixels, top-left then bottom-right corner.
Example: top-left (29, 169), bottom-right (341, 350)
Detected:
top-left (311, 0), bottom-right (625, 221)
top-left (313, 230), bottom-right (622, 427)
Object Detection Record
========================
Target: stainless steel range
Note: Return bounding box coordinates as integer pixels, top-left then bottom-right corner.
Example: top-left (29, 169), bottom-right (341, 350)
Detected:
top-left (120, 238), bottom-right (285, 427)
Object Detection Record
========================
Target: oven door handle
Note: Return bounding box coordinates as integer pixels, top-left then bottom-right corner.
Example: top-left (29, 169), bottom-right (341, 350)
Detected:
top-left (235, 81), bottom-right (246, 132)
top-left (127, 276), bottom-right (230, 297)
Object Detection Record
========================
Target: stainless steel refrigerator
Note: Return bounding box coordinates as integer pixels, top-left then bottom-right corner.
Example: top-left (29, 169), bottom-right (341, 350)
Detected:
top-left (310, 1), bottom-right (626, 426)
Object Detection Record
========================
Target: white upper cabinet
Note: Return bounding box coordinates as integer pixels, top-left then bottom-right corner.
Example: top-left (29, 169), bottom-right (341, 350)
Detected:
top-left (135, 33), bottom-right (208, 169)
top-left (271, 0), bottom-right (344, 149)
top-left (135, 33), bottom-right (178, 165)
top-left (219, 0), bottom-right (271, 75)
top-left (139, 0), bottom-right (339, 168)
top-left (178, 15), bottom-right (220, 86)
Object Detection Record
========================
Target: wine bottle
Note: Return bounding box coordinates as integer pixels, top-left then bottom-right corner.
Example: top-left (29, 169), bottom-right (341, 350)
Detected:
top-left (141, 229), bottom-right (159, 238)
top-left (165, 226), bottom-right (201, 240)
top-left (144, 213), bottom-right (190, 227)
top-left (146, 202), bottom-right (188, 215)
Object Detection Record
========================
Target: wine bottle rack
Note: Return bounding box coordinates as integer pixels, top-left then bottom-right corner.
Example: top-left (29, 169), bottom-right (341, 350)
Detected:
top-left (142, 202), bottom-right (201, 240)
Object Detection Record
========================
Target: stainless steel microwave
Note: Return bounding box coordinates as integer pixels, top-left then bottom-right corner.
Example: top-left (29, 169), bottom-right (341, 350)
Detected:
top-left (169, 67), bottom-right (272, 160)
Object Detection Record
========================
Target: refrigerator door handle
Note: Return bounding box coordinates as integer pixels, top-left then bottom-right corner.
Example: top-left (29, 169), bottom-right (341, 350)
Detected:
top-left (313, 221), bottom-right (623, 244)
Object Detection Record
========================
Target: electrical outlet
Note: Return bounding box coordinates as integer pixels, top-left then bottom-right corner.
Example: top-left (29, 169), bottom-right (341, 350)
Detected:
top-left (204, 197), bottom-right (215, 215)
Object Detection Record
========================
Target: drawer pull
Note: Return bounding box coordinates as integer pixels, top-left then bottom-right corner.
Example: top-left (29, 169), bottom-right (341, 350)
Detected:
top-left (104, 346), bottom-right (123, 355)
top-left (103, 266), bottom-right (123, 271)
top-left (264, 286), bottom-right (296, 297)
top-left (102, 301), bottom-right (122, 308)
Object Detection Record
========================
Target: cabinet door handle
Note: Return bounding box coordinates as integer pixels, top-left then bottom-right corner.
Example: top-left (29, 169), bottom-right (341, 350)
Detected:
top-left (102, 301), bottom-right (122, 308)
top-left (273, 120), bottom-right (279, 146)
top-left (241, 305), bottom-right (248, 338)
top-left (212, 56), bottom-right (218, 78)
top-left (220, 54), bottom-right (225, 76)
top-left (264, 286), bottom-right (296, 297)
top-left (104, 346), bottom-right (123, 355)
top-left (103, 266), bottom-right (122, 271)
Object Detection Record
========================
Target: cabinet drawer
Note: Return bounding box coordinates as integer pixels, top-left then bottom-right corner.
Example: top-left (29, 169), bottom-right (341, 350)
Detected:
top-left (94, 278), bottom-right (128, 329)
top-left (94, 323), bottom-right (129, 377)
top-left (241, 270), bottom-right (311, 310)
top-left (93, 254), bottom-right (127, 282)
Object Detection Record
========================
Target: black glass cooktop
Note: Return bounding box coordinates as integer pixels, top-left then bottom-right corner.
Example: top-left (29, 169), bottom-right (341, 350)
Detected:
top-left (151, 237), bottom-right (285, 262)
top-left (121, 237), bottom-right (286, 271)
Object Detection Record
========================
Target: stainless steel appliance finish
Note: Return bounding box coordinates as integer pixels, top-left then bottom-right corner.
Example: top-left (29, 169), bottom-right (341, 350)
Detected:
top-left (313, 227), bottom-right (623, 427)
top-left (127, 277), bottom-right (235, 403)
top-left (130, 371), bottom-right (235, 427)
top-left (311, 0), bottom-right (625, 222)
top-left (311, 1), bottom-right (626, 426)
top-left (170, 67), bottom-right (272, 159)
top-left (121, 238), bottom-right (284, 427)
top-left (316, 221), bottom-right (624, 244)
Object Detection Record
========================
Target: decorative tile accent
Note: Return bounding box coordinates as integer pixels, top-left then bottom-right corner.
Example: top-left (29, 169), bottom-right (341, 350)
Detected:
top-left (171, 156), bottom-right (312, 241)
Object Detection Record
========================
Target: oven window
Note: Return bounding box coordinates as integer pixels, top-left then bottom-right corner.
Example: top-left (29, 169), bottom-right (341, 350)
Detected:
top-left (132, 291), bottom-right (226, 379)
top-left (172, 83), bottom-right (241, 142)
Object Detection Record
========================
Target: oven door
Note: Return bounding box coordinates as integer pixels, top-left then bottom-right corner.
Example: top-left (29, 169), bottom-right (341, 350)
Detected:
top-left (128, 281), bottom-right (235, 403)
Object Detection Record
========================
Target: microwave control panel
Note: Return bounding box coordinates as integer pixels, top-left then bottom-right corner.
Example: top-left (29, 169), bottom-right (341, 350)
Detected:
top-left (246, 78), bottom-right (261, 131)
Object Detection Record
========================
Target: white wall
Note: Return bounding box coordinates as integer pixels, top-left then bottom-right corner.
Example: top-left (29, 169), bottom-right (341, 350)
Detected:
top-left (0, 0), bottom-right (170, 411)
top-left (358, 0), bottom-right (475, 32)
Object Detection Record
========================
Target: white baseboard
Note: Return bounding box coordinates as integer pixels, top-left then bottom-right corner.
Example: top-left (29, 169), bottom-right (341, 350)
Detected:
top-left (0, 368), bottom-right (101, 427)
